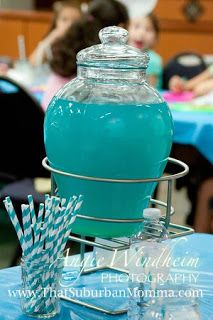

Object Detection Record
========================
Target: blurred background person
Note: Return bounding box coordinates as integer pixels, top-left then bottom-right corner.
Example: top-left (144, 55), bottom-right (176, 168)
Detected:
top-left (29, 0), bottom-right (82, 67)
top-left (42, 0), bottom-right (129, 110)
top-left (88, 0), bottom-right (129, 29)
top-left (128, 13), bottom-right (162, 89)
top-left (0, 57), bottom-right (13, 75)
top-left (169, 64), bottom-right (213, 97)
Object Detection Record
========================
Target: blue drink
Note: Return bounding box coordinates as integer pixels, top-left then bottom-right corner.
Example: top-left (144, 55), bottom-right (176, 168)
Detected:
top-left (44, 98), bottom-right (173, 237)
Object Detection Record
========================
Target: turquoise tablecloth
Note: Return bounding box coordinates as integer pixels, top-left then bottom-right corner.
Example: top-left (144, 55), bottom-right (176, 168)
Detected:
top-left (172, 110), bottom-right (213, 164)
top-left (0, 233), bottom-right (212, 319)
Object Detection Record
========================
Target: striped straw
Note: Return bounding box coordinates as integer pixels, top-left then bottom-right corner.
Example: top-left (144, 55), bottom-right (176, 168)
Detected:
top-left (45, 194), bottom-right (52, 213)
top-left (4, 193), bottom-right (83, 316)
top-left (34, 209), bottom-right (51, 263)
top-left (60, 196), bottom-right (83, 254)
top-left (4, 197), bottom-right (26, 254)
top-left (61, 198), bottom-right (67, 207)
top-left (51, 195), bottom-right (78, 249)
top-left (32, 203), bottom-right (44, 257)
top-left (52, 195), bottom-right (82, 262)
top-left (22, 204), bottom-right (34, 259)
top-left (27, 195), bottom-right (37, 232)
top-left (44, 195), bottom-right (79, 314)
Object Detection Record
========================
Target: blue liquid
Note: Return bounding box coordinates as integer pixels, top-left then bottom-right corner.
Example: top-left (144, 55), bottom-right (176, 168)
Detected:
top-left (44, 99), bottom-right (173, 237)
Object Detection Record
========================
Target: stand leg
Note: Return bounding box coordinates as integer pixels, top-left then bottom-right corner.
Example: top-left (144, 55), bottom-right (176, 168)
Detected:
top-left (80, 235), bottom-right (85, 272)
top-left (51, 174), bottom-right (57, 196)
top-left (165, 180), bottom-right (173, 228)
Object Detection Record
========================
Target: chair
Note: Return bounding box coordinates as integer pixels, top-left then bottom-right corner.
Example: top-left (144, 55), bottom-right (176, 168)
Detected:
top-left (163, 52), bottom-right (207, 89)
top-left (166, 144), bottom-right (213, 227)
top-left (0, 75), bottom-right (48, 265)
top-left (0, 76), bottom-right (94, 264)
top-left (0, 75), bottom-right (47, 179)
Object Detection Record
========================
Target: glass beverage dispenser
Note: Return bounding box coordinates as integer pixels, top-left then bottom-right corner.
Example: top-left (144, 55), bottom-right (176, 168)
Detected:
top-left (44, 27), bottom-right (173, 238)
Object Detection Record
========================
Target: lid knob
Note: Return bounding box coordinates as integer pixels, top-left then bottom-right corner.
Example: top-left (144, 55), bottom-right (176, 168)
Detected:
top-left (99, 26), bottom-right (128, 45)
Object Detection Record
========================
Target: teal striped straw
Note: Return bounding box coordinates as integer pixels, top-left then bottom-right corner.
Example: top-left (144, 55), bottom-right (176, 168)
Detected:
top-left (60, 196), bottom-right (83, 254)
top-left (32, 203), bottom-right (44, 257)
top-left (3, 197), bottom-right (26, 254)
top-left (52, 195), bottom-right (83, 262)
top-left (22, 204), bottom-right (33, 259)
top-left (27, 195), bottom-right (36, 232)
top-left (3, 194), bottom-right (83, 316)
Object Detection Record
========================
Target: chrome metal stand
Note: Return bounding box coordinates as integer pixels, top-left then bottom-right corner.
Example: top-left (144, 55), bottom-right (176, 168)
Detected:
top-left (42, 157), bottom-right (194, 315)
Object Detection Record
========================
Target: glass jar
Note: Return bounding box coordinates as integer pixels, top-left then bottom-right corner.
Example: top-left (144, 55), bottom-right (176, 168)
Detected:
top-left (20, 256), bottom-right (63, 318)
top-left (44, 26), bottom-right (174, 238)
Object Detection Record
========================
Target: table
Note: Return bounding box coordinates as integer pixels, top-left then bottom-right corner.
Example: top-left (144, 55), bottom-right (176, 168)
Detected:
top-left (0, 234), bottom-right (212, 319)
top-left (171, 109), bottom-right (213, 164)
top-left (162, 92), bottom-right (213, 164)
top-left (165, 96), bottom-right (213, 226)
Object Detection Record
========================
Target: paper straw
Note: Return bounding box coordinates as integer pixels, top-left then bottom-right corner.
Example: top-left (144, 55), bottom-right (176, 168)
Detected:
top-left (50, 195), bottom-right (78, 253)
top-left (45, 205), bottom-right (75, 314)
top-left (45, 194), bottom-right (53, 212)
top-left (3, 198), bottom-right (26, 254)
top-left (52, 207), bottom-right (65, 234)
top-left (33, 209), bottom-right (51, 264)
top-left (27, 195), bottom-right (37, 231)
top-left (64, 196), bottom-right (77, 215)
top-left (61, 198), bottom-right (67, 207)
top-left (51, 207), bottom-right (71, 263)
top-left (4, 194), bottom-right (83, 316)
top-left (32, 203), bottom-right (44, 257)
top-left (22, 204), bottom-right (44, 310)
top-left (46, 201), bottom-right (54, 251)
top-left (22, 204), bottom-right (34, 258)
top-left (33, 199), bottom-right (63, 313)
top-left (4, 200), bottom-right (41, 312)
top-left (49, 207), bottom-right (66, 262)
top-left (52, 198), bottom-right (61, 224)
top-left (30, 198), bottom-right (54, 298)
top-left (52, 196), bottom-right (82, 262)
top-left (60, 197), bottom-right (83, 254)
top-left (51, 215), bottom-right (72, 261)
top-left (38, 213), bottom-right (50, 257)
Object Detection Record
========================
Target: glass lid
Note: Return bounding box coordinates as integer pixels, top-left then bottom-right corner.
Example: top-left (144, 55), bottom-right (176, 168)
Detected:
top-left (77, 26), bottom-right (149, 69)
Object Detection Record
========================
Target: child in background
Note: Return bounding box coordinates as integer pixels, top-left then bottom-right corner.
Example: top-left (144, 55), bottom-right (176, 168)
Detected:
top-left (169, 64), bottom-right (213, 97)
top-left (128, 14), bottom-right (162, 89)
top-left (0, 57), bottom-right (13, 75)
top-left (29, 0), bottom-right (82, 67)
top-left (42, 18), bottom-right (100, 110)
top-left (42, 0), bottom-right (129, 110)
top-left (88, 0), bottom-right (129, 29)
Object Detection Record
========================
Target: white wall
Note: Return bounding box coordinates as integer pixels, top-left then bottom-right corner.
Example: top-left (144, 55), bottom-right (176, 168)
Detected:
top-left (0, 0), bottom-right (34, 10)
